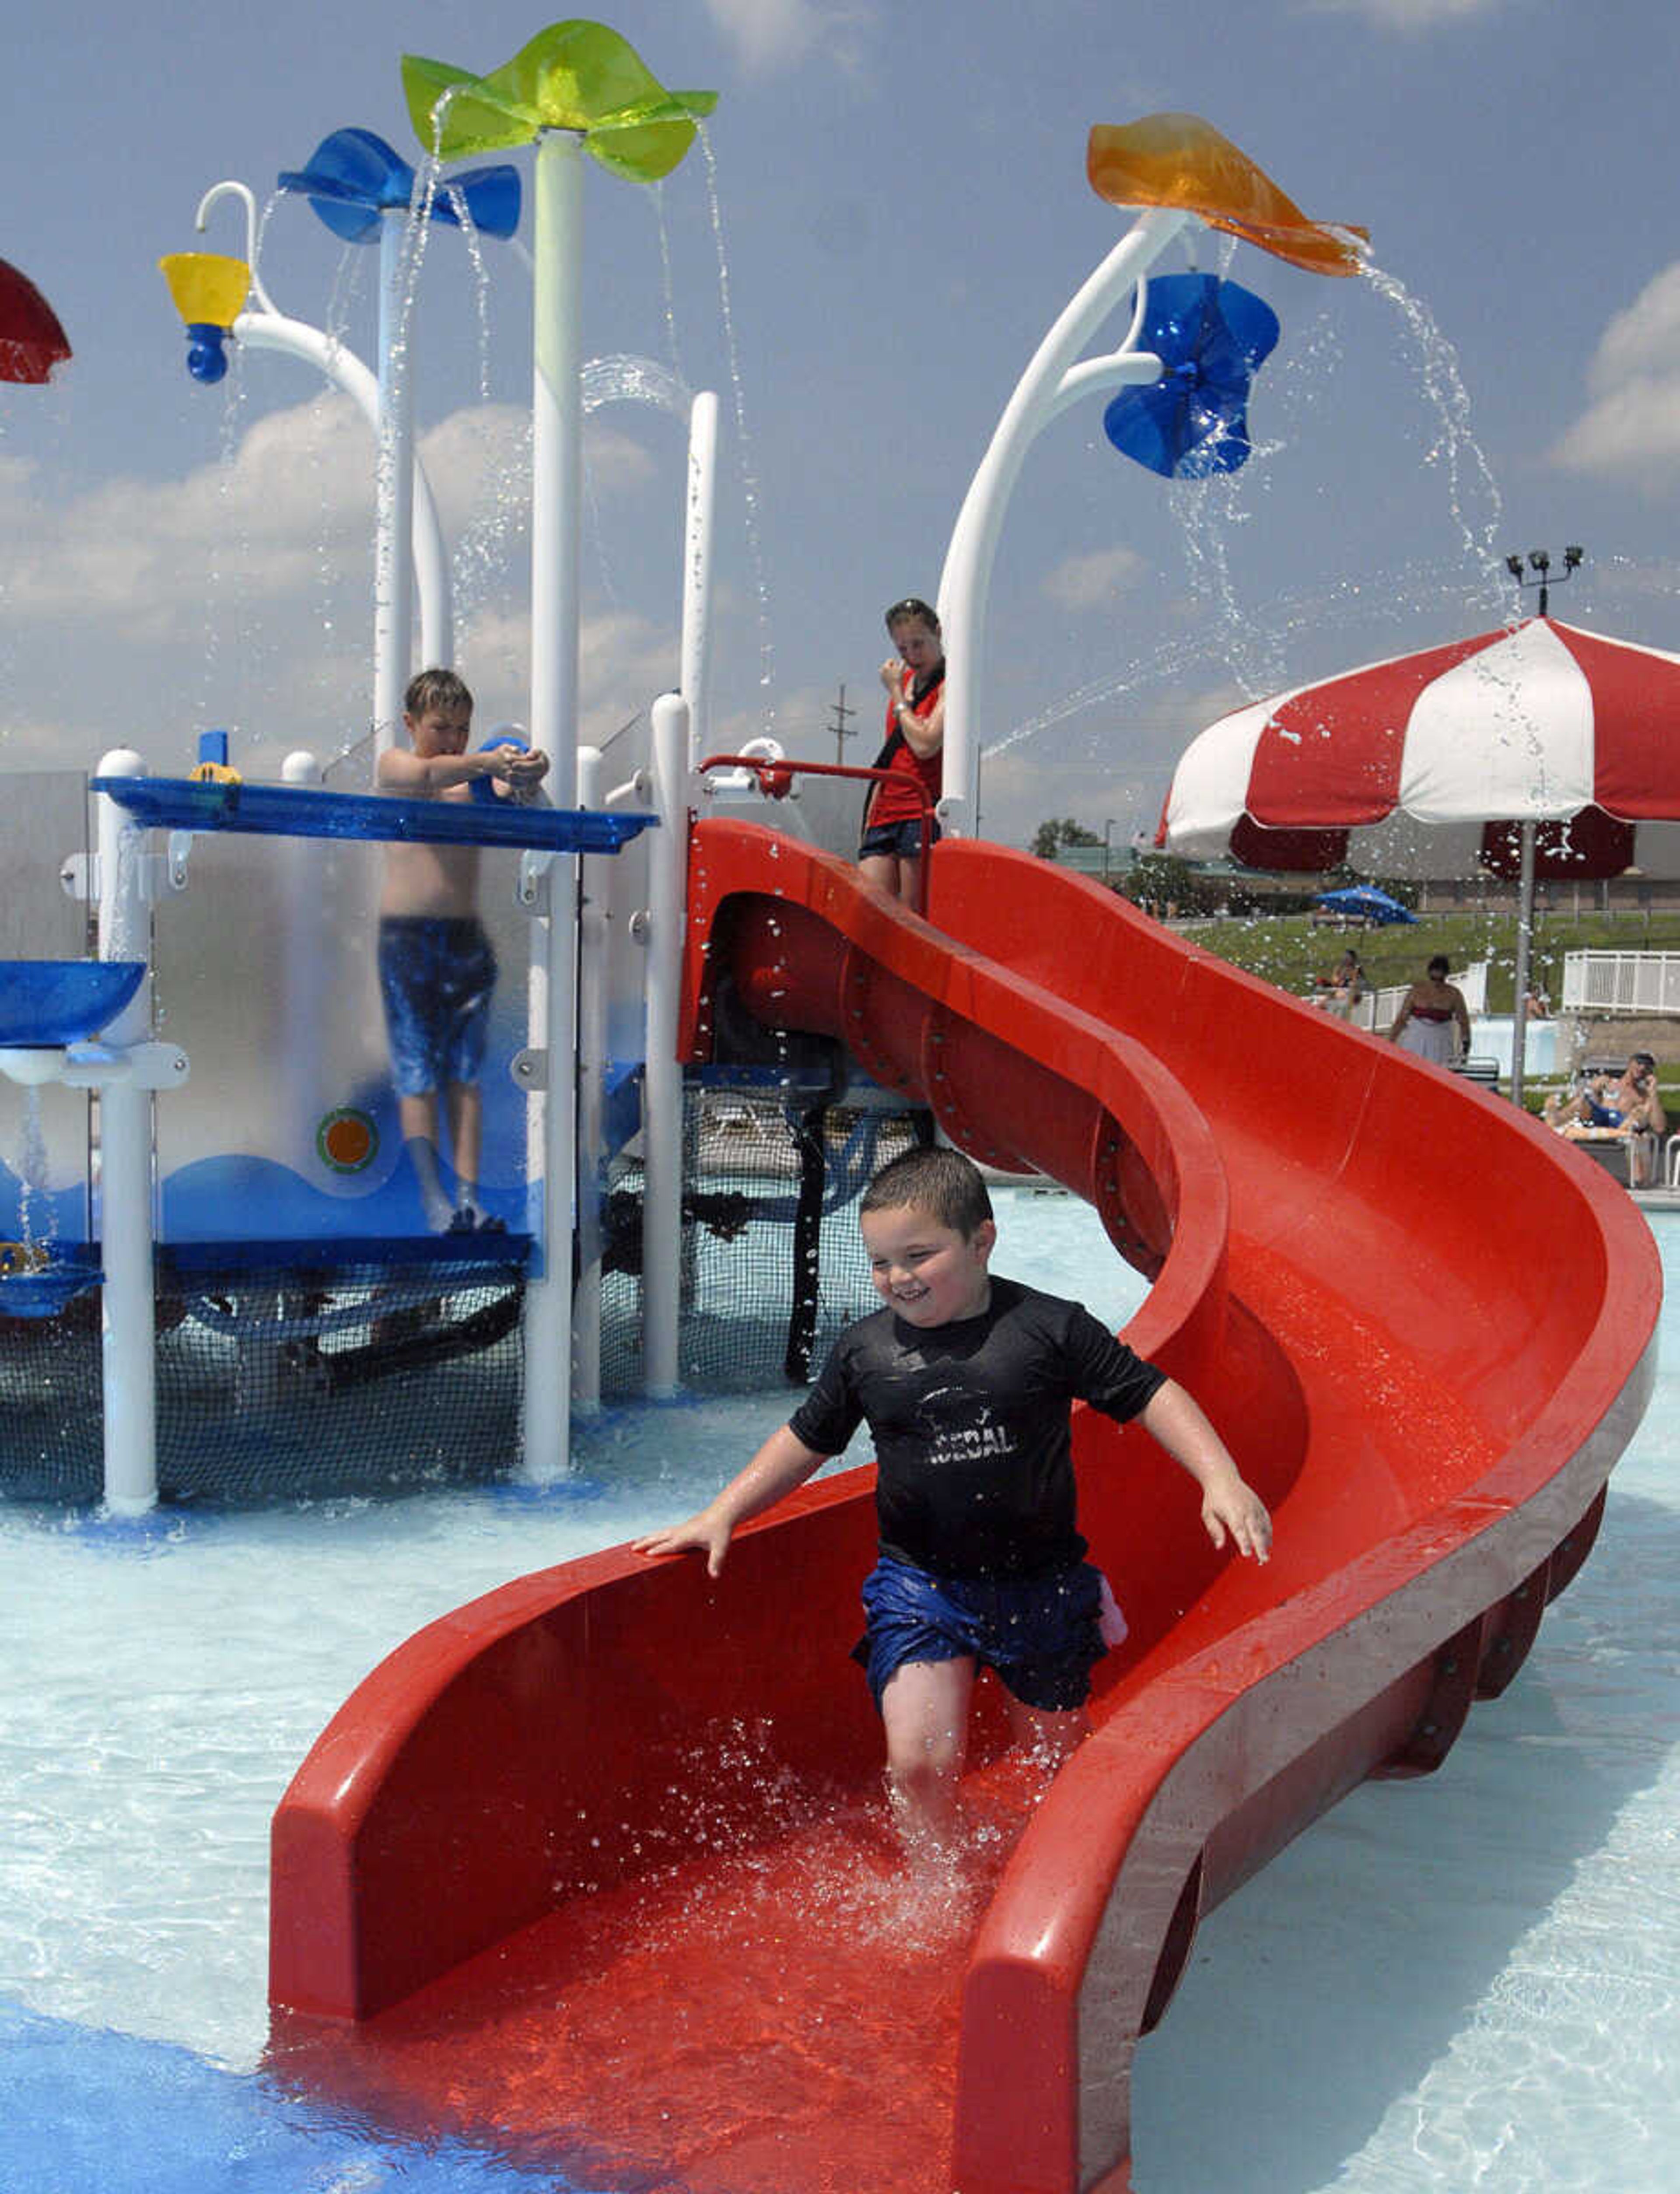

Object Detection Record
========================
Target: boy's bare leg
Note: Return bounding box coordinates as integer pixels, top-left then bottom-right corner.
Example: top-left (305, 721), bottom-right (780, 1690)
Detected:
top-left (880, 1656), bottom-right (975, 1861)
top-left (1004, 1696), bottom-right (1090, 1777)
top-left (398, 1091), bottom-right (453, 1229)
top-left (444, 1081), bottom-right (483, 1215)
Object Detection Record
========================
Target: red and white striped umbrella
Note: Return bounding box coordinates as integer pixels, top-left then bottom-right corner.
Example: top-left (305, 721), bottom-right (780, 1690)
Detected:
top-left (1158, 616), bottom-right (1680, 881)
top-left (0, 255), bottom-right (70, 386)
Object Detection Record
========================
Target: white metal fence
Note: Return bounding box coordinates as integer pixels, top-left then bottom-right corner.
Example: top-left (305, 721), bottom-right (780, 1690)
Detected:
top-left (1561, 952), bottom-right (1680, 1016)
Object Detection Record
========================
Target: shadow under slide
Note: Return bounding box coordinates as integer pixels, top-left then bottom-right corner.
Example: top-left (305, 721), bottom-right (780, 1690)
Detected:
top-left (266, 821), bottom-right (1659, 2194)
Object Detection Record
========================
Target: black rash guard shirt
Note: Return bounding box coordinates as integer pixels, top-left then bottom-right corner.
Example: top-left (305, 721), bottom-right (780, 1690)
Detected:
top-left (788, 1275), bottom-right (1165, 1579)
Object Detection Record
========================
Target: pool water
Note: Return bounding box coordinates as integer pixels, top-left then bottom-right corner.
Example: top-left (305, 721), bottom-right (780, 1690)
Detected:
top-left (1, 1189), bottom-right (1675, 2192)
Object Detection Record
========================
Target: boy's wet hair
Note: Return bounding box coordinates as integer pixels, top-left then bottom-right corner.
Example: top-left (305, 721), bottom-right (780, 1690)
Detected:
top-left (884, 596), bottom-right (940, 637)
top-left (861, 1146), bottom-right (993, 1235)
top-left (404, 666), bottom-right (474, 718)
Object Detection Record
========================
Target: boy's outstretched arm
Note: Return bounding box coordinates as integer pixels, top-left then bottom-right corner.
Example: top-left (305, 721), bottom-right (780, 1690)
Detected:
top-left (1140, 1380), bottom-right (1273, 1562)
top-left (632, 1425), bottom-right (829, 1578)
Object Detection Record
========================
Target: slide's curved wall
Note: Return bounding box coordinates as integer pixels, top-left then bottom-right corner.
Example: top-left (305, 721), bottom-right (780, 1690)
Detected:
top-left (269, 823), bottom-right (1657, 2194)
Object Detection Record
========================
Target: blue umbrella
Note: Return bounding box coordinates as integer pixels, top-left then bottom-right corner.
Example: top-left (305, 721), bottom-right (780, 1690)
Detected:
top-left (1313, 885), bottom-right (1417, 925)
top-left (1103, 272), bottom-right (1280, 479)
top-left (277, 127), bottom-right (520, 245)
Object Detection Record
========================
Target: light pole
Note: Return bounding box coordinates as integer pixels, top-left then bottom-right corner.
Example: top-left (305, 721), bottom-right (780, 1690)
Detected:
top-left (1503, 543), bottom-right (1584, 619)
top-left (1498, 545), bottom-right (1585, 1110)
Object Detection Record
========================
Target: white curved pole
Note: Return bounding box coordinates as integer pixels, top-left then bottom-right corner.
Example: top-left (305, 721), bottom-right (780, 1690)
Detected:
top-left (195, 181), bottom-right (279, 315)
top-left (680, 391), bottom-right (718, 766)
top-left (936, 207), bottom-right (1190, 834)
top-left (375, 215), bottom-right (416, 754)
top-left (233, 311), bottom-right (453, 695)
top-left (199, 178), bottom-right (449, 737)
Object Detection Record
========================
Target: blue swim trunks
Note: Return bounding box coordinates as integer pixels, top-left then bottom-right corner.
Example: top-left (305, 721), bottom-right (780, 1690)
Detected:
top-left (378, 917), bottom-right (497, 1097)
top-left (852, 1553), bottom-right (1107, 1714)
top-left (858, 817), bottom-right (942, 862)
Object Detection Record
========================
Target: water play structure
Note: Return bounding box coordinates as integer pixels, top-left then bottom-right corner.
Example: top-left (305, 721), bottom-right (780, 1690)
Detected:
top-left (1, 28), bottom-right (1661, 2194)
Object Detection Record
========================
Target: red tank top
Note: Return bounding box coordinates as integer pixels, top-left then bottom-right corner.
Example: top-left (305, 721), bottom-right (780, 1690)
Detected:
top-left (868, 665), bottom-right (944, 827)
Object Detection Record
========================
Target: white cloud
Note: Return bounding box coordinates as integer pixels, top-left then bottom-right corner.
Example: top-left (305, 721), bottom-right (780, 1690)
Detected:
top-left (0, 396), bottom-right (664, 643)
top-left (0, 393), bottom-right (682, 783)
top-left (1551, 261), bottom-right (1680, 487)
top-left (421, 403), bottom-right (656, 539)
top-left (704, 0), bottom-right (869, 74)
top-left (1042, 546), bottom-right (1148, 613)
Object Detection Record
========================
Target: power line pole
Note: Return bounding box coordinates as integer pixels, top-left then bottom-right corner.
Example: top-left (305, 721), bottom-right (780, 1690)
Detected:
top-left (828, 682), bottom-right (858, 766)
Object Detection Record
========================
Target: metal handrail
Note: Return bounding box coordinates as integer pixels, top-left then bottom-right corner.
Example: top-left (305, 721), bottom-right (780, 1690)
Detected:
top-left (697, 753), bottom-right (936, 918)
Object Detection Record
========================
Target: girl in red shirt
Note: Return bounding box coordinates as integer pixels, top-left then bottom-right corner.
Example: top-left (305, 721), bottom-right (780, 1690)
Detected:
top-left (859, 596), bottom-right (944, 903)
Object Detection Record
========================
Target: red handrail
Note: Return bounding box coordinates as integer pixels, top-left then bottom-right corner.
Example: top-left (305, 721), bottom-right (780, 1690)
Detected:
top-left (696, 752), bottom-right (936, 917)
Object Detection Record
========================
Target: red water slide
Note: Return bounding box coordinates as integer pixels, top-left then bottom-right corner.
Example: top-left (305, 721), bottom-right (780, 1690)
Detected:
top-left (268, 821), bottom-right (1658, 2194)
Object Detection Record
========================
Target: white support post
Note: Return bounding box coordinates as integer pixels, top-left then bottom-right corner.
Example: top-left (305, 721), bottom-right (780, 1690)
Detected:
top-left (572, 744), bottom-right (608, 1415)
top-left (94, 749), bottom-right (157, 1516)
top-left (680, 392), bottom-right (718, 766)
top-left (519, 129), bottom-right (586, 1479)
top-left (1512, 820), bottom-right (1537, 1113)
top-left (643, 693), bottom-right (689, 1397)
top-left (374, 216), bottom-right (416, 756)
top-left (279, 750), bottom-right (325, 1181)
top-left (935, 207), bottom-right (1188, 835)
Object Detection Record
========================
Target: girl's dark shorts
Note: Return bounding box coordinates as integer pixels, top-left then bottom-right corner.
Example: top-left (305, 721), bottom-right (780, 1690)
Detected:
top-left (852, 1553), bottom-right (1106, 1714)
top-left (858, 818), bottom-right (942, 862)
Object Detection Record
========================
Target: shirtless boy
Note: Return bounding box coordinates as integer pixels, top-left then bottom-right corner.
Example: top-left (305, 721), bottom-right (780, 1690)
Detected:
top-left (376, 668), bottom-right (549, 1230)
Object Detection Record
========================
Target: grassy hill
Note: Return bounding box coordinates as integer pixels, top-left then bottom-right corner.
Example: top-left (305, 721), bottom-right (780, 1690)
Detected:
top-left (1179, 909), bottom-right (1680, 1016)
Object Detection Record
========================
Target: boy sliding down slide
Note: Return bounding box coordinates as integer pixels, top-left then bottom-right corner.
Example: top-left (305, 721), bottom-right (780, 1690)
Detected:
top-left (636, 1148), bottom-right (1271, 1863)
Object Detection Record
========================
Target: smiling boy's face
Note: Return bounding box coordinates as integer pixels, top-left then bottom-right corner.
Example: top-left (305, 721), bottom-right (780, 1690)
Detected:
top-left (859, 1201), bottom-right (995, 1328)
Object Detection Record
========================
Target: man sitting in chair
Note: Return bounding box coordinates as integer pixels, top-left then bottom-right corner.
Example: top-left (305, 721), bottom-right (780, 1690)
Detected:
top-left (1544, 1053), bottom-right (1667, 1187)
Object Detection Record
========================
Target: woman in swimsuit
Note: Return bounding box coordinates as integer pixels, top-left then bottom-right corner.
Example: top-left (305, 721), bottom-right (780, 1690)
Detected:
top-left (1389, 954), bottom-right (1471, 1066)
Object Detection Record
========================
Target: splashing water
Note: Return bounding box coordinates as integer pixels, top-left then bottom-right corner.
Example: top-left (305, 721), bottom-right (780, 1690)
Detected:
top-left (698, 125), bottom-right (776, 733)
top-left (440, 180), bottom-right (499, 405)
top-left (1169, 466), bottom-right (1292, 704)
top-left (993, 256), bottom-right (1510, 766)
top-left (15, 1088), bottom-right (54, 1251)
top-left (1362, 257), bottom-right (1505, 616)
top-left (647, 176), bottom-right (689, 393)
top-left (581, 354), bottom-right (692, 423)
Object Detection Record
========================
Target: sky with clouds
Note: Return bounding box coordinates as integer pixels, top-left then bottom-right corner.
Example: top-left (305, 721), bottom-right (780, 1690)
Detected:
top-left (3, 0), bottom-right (1679, 847)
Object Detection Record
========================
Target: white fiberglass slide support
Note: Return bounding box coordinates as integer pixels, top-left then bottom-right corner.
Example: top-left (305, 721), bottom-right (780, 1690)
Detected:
top-left (572, 744), bottom-right (608, 1416)
top-left (279, 750), bottom-right (326, 1183)
top-left (680, 392), bottom-right (718, 766)
top-left (375, 216), bottom-right (416, 755)
top-left (520, 129), bottom-right (586, 1478)
top-left (233, 312), bottom-right (453, 709)
top-left (935, 206), bottom-right (1188, 834)
top-left (94, 750), bottom-right (157, 1515)
top-left (642, 694), bottom-right (688, 1397)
